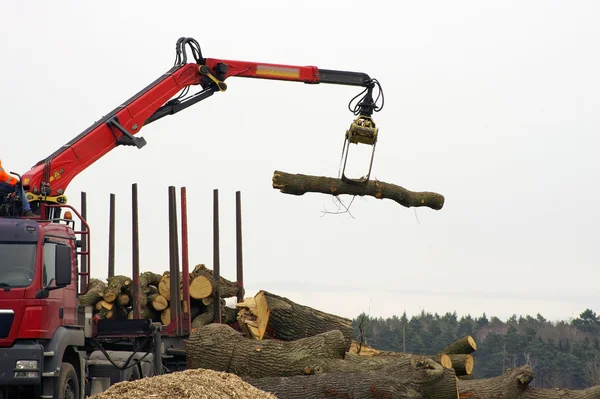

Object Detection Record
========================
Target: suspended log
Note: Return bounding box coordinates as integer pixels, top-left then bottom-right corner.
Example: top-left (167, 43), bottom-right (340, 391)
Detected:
top-left (440, 335), bottom-right (477, 355)
top-left (272, 170), bottom-right (445, 210)
top-left (78, 278), bottom-right (106, 306)
top-left (244, 290), bottom-right (353, 351)
top-left (184, 323), bottom-right (347, 378)
top-left (448, 354), bottom-right (473, 376)
top-left (244, 358), bottom-right (459, 399)
top-left (457, 365), bottom-right (600, 398)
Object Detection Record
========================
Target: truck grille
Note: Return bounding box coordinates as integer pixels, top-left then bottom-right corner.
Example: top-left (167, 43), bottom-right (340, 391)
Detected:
top-left (0, 310), bottom-right (14, 339)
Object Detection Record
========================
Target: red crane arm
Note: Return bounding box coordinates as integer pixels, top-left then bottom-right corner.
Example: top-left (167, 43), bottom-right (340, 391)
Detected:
top-left (21, 38), bottom-right (382, 206)
top-left (21, 63), bottom-right (204, 199)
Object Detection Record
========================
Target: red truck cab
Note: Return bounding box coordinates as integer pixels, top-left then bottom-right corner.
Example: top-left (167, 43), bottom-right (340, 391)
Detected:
top-left (0, 215), bottom-right (85, 399)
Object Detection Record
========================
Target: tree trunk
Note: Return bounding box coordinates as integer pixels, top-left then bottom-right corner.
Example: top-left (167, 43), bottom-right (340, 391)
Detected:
top-left (189, 264), bottom-right (239, 299)
top-left (103, 275), bottom-right (133, 303)
top-left (349, 342), bottom-right (453, 369)
top-left (246, 290), bottom-right (354, 351)
top-left (448, 354), bottom-right (473, 376)
top-left (151, 294), bottom-right (169, 311)
top-left (244, 359), bottom-right (459, 399)
top-left (78, 278), bottom-right (105, 306)
top-left (272, 170), bottom-right (445, 210)
top-left (440, 335), bottom-right (477, 355)
top-left (458, 366), bottom-right (600, 399)
top-left (139, 271), bottom-right (162, 289)
top-left (184, 323), bottom-right (347, 378)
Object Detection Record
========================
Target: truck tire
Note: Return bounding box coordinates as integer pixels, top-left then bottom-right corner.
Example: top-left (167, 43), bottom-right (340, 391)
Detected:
top-left (54, 362), bottom-right (79, 399)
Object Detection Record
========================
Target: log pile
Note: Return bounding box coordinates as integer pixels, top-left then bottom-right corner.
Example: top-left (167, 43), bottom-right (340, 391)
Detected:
top-left (79, 264), bottom-right (240, 328)
top-left (183, 294), bottom-right (600, 398)
top-left (183, 292), bottom-right (484, 398)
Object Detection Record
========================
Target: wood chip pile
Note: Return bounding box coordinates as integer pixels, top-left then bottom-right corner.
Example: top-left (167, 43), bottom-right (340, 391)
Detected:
top-left (88, 368), bottom-right (277, 399)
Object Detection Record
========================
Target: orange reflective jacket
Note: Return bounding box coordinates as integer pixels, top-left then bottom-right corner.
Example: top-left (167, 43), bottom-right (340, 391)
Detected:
top-left (0, 160), bottom-right (17, 186)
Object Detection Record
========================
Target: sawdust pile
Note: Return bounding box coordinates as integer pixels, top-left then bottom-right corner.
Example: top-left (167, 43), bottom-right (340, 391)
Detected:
top-left (89, 368), bottom-right (278, 399)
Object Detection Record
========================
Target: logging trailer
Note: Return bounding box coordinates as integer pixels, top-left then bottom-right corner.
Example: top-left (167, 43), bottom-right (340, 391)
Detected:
top-left (0, 37), bottom-right (385, 398)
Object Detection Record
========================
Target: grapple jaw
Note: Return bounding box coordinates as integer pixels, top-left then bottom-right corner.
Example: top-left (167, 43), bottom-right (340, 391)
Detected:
top-left (339, 116), bottom-right (378, 185)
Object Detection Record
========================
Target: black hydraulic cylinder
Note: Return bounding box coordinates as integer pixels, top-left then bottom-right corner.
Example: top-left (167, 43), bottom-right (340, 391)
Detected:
top-left (317, 69), bottom-right (372, 87)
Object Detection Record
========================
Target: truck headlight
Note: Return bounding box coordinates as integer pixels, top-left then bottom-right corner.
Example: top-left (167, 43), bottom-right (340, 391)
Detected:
top-left (15, 360), bottom-right (39, 378)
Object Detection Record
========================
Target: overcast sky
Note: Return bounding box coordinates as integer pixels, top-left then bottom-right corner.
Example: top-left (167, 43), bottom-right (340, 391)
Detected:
top-left (1, 1), bottom-right (598, 322)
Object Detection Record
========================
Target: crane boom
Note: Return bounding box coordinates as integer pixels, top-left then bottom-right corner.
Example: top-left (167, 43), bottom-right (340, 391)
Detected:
top-left (19, 37), bottom-right (383, 214)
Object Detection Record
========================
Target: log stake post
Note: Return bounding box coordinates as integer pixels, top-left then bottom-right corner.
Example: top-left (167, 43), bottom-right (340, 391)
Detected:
top-left (108, 193), bottom-right (115, 279)
top-left (168, 186), bottom-right (183, 335)
top-left (213, 189), bottom-right (222, 323)
top-left (235, 191), bottom-right (244, 303)
top-left (131, 184), bottom-right (141, 319)
top-left (180, 187), bottom-right (191, 334)
top-left (79, 191), bottom-right (88, 294)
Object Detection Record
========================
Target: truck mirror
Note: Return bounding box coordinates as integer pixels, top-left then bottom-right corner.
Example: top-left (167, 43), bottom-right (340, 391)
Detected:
top-left (55, 245), bottom-right (72, 287)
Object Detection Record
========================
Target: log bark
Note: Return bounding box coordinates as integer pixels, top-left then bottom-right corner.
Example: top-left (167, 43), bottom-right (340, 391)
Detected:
top-left (103, 275), bottom-right (133, 303)
top-left (349, 342), bottom-right (453, 369)
top-left (448, 354), bottom-right (473, 376)
top-left (272, 170), bottom-right (445, 210)
top-left (458, 366), bottom-right (600, 399)
top-left (139, 271), bottom-right (162, 289)
top-left (184, 323), bottom-right (347, 378)
top-left (249, 291), bottom-right (353, 351)
top-left (189, 264), bottom-right (239, 299)
top-left (244, 359), bottom-right (459, 399)
top-left (78, 278), bottom-right (105, 306)
top-left (440, 335), bottom-right (477, 355)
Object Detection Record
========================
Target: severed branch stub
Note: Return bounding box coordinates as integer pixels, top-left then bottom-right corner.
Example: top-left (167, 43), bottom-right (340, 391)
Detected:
top-left (272, 170), bottom-right (445, 210)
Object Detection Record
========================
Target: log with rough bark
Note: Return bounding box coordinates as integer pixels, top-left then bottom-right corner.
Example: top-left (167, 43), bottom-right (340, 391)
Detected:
top-left (457, 365), bottom-right (600, 398)
top-left (272, 170), bottom-right (445, 210)
top-left (189, 264), bottom-right (239, 299)
top-left (240, 290), bottom-right (354, 351)
top-left (244, 358), bottom-right (459, 399)
top-left (151, 294), bottom-right (169, 311)
top-left (184, 323), bottom-right (347, 378)
top-left (348, 341), bottom-right (453, 369)
top-left (440, 335), bottom-right (477, 355)
top-left (103, 275), bottom-right (133, 303)
top-left (448, 354), bottom-right (473, 376)
top-left (78, 278), bottom-right (106, 306)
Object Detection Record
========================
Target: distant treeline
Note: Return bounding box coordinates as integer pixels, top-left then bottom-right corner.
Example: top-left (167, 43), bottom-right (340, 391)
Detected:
top-left (351, 308), bottom-right (600, 389)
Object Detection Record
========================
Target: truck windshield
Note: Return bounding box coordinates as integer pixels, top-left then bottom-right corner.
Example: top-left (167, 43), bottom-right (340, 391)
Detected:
top-left (0, 243), bottom-right (36, 288)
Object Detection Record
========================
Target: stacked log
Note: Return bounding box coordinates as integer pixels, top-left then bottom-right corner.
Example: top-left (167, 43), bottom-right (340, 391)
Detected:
top-left (236, 290), bottom-right (354, 351)
top-left (185, 323), bottom-right (460, 399)
top-left (79, 264), bottom-right (240, 327)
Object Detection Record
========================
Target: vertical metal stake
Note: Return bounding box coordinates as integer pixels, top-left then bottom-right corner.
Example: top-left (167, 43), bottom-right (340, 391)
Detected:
top-left (132, 184), bottom-right (141, 319)
top-left (168, 186), bottom-right (182, 335)
top-left (235, 191), bottom-right (244, 303)
top-left (180, 187), bottom-right (190, 334)
top-left (108, 193), bottom-right (116, 279)
top-left (80, 191), bottom-right (88, 294)
top-left (213, 189), bottom-right (222, 323)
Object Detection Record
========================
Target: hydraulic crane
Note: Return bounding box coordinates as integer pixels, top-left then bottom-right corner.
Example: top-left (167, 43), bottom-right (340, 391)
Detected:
top-left (6, 37), bottom-right (384, 219)
top-left (0, 37), bottom-right (385, 399)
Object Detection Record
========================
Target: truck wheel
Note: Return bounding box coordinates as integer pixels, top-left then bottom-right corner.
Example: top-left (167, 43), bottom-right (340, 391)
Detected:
top-left (54, 362), bottom-right (79, 399)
